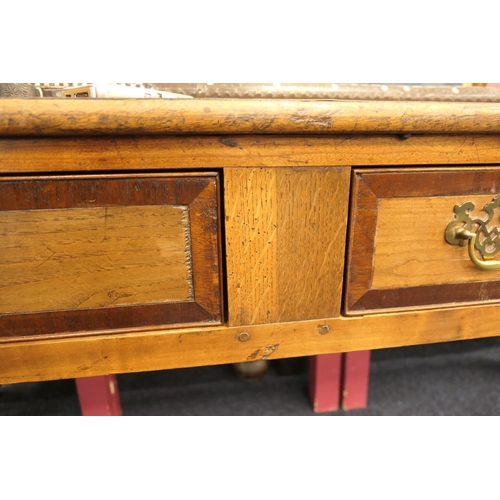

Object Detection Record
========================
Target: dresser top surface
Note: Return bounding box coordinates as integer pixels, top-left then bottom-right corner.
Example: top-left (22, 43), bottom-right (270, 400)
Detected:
top-left (2, 98), bottom-right (500, 136)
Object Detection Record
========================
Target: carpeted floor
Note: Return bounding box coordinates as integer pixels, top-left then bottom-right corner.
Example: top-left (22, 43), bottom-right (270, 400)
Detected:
top-left (2, 336), bottom-right (500, 415)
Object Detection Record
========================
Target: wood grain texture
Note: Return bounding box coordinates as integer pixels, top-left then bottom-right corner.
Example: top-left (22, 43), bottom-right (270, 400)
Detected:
top-left (224, 167), bottom-right (350, 325)
top-left (0, 173), bottom-right (223, 338)
top-left (345, 168), bottom-right (500, 314)
top-left (3, 134), bottom-right (500, 173)
top-left (4, 99), bottom-right (500, 136)
top-left (344, 174), bottom-right (378, 308)
top-left (372, 196), bottom-right (500, 288)
top-left (187, 179), bottom-right (223, 315)
top-left (224, 168), bottom-right (278, 324)
top-left (3, 302), bottom-right (500, 384)
top-left (0, 205), bottom-right (192, 314)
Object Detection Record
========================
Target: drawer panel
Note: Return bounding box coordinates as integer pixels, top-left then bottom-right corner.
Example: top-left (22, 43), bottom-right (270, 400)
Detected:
top-left (0, 173), bottom-right (223, 339)
top-left (345, 168), bottom-right (500, 314)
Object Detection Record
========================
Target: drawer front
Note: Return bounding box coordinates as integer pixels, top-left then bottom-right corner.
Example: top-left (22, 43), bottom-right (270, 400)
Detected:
top-left (345, 168), bottom-right (500, 315)
top-left (0, 173), bottom-right (223, 339)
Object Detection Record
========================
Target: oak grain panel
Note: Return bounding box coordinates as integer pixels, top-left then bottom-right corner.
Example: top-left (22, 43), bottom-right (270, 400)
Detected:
top-left (0, 205), bottom-right (192, 314)
top-left (225, 167), bottom-right (350, 325)
top-left (4, 135), bottom-right (500, 173)
top-left (372, 196), bottom-right (500, 289)
top-left (275, 168), bottom-right (350, 321)
top-left (224, 168), bottom-right (278, 325)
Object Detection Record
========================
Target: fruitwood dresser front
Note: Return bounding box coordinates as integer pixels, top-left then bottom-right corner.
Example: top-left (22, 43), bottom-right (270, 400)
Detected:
top-left (1, 98), bottom-right (500, 385)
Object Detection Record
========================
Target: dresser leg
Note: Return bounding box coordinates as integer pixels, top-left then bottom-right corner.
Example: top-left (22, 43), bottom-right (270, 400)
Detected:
top-left (341, 351), bottom-right (371, 410)
top-left (308, 353), bottom-right (343, 412)
top-left (75, 375), bottom-right (122, 416)
top-left (309, 351), bottom-right (371, 412)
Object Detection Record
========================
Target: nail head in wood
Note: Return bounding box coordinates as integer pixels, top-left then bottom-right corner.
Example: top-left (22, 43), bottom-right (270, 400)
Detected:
top-left (237, 331), bottom-right (251, 342)
top-left (318, 325), bottom-right (330, 335)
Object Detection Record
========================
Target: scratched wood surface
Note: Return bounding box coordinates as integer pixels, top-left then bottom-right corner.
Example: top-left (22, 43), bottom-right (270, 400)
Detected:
top-left (0, 205), bottom-right (192, 314)
top-left (3, 302), bottom-right (500, 384)
top-left (0, 174), bottom-right (223, 338)
top-left (3, 99), bottom-right (500, 136)
top-left (345, 168), bottom-right (500, 314)
top-left (224, 167), bottom-right (350, 325)
top-left (3, 134), bottom-right (500, 173)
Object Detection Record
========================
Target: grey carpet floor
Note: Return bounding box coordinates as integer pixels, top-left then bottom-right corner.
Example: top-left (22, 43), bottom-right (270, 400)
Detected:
top-left (2, 337), bottom-right (500, 415)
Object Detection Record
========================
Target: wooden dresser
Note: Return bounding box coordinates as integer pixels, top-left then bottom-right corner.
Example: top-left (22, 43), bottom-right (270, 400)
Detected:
top-left (2, 97), bottom-right (500, 386)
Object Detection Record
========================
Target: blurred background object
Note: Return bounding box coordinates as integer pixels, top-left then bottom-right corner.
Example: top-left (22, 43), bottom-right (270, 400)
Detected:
top-left (61, 83), bottom-right (192, 99)
top-left (1, 83), bottom-right (498, 101)
top-left (0, 83), bottom-right (41, 97)
top-left (150, 83), bottom-right (500, 101)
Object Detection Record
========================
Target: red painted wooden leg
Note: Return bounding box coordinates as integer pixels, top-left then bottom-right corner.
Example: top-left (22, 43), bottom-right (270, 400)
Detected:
top-left (75, 375), bottom-right (122, 416)
top-left (341, 350), bottom-right (371, 410)
top-left (309, 354), bottom-right (342, 412)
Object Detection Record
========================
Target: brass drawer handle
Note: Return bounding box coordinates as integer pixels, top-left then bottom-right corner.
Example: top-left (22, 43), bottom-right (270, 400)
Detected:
top-left (445, 196), bottom-right (500, 271)
top-left (455, 228), bottom-right (500, 270)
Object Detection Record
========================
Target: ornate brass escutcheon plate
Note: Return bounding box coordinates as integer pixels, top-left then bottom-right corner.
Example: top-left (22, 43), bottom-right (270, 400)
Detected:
top-left (445, 195), bottom-right (500, 270)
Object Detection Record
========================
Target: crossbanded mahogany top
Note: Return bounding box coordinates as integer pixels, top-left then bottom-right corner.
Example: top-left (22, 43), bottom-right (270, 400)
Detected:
top-left (2, 98), bottom-right (500, 136)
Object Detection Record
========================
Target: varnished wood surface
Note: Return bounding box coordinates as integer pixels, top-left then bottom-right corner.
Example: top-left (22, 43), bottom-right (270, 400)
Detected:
top-left (2, 302), bottom-right (500, 384)
top-left (224, 167), bottom-right (350, 325)
top-left (3, 134), bottom-right (500, 173)
top-left (0, 135), bottom-right (500, 173)
top-left (0, 174), bottom-right (223, 338)
top-left (345, 168), bottom-right (500, 314)
top-left (372, 195), bottom-right (500, 288)
top-left (0, 205), bottom-right (192, 314)
top-left (3, 99), bottom-right (500, 136)
top-left (4, 98), bottom-right (500, 384)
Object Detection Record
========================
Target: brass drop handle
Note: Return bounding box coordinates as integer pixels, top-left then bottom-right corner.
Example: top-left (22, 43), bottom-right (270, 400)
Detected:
top-left (455, 228), bottom-right (500, 271)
